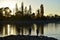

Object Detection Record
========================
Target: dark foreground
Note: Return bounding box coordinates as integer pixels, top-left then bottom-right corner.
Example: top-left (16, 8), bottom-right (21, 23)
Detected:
top-left (0, 35), bottom-right (57, 40)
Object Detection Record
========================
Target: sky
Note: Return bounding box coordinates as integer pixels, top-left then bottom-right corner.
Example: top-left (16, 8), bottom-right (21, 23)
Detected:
top-left (0, 0), bottom-right (60, 16)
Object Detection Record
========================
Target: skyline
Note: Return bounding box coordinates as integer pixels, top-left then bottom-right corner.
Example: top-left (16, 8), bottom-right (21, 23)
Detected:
top-left (0, 0), bottom-right (60, 16)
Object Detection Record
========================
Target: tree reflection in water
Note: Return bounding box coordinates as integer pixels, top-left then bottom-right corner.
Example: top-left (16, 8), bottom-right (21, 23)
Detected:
top-left (0, 23), bottom-right (44, 37)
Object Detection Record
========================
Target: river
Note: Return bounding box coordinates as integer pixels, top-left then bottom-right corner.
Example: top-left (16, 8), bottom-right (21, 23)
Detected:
top-left (0, 23), bottom-right (60, 40)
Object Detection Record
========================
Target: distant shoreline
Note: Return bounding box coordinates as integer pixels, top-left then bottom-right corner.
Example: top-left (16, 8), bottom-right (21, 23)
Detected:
top-left (0, 20), bottom-right (60, 24)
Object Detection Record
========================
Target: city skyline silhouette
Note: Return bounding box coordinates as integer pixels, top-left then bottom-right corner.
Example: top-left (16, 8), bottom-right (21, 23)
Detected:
top-left (0, 0), bottom-right (60, 16)
top-left (0, 0), bottom-right (59, 40)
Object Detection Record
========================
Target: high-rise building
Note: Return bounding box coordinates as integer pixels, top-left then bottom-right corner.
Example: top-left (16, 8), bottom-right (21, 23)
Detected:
top-left (21, 2), bottom-right (24, 16)
top-left (29, 5), bottom-right (32, 15)
top-left (15, 3), bottom-right (19, 16)
top-left (15, 3), bottom-right (18, 13)
top-left (40, 4), bottom-right (44, 17)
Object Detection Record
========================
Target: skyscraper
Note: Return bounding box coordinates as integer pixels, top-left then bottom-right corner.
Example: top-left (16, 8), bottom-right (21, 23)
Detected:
top-left (15, 3), bottom-right (18, 13)
top-left (29, 5), bottom-right (32, 14)
top-left (40, 4), bottom-right (44, 17)
top-left (21, 2), bottom-right (24, 16)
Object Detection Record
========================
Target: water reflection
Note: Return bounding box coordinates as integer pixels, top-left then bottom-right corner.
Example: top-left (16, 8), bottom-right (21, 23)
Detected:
top-left (0, 23), bottom-right (44, 37)
top-left (44, 23), bottom-right (60, 40)
top-left (0, 23), bottom-right (60, 39)
top-left (37, 24), bottom-right (44, 36)
top-left (3, 24), bottom-right (16, 36)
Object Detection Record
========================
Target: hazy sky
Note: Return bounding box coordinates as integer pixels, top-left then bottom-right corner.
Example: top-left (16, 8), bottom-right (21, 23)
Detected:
top-left (0, 0), bottom-right (60, 16)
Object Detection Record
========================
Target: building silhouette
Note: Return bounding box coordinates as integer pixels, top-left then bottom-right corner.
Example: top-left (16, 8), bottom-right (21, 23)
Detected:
top-left (15, 3), bottom-right (18, 13)
top-left (21, 2), bottom-right (24, 16)
top-left (15, 3), bottom-right (22, 16)
top-left (40, 4), bottom-right (44, 17)
top-left (29, 5), bottom-right (32, 15)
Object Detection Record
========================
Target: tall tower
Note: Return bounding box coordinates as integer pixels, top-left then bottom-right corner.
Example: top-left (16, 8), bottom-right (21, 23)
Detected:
top-left (15, 3), bottom-right (18, 12)
top-left (29, 5), bottom-right (32, 14)
top-left (21, 2), bottom-right (24, 16)
top-left (40, 4), bottom-right (44, 17)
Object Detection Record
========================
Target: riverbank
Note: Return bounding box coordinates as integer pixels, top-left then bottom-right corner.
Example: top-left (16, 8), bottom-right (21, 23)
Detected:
top-left (0, 35), bottom-right (57, 40)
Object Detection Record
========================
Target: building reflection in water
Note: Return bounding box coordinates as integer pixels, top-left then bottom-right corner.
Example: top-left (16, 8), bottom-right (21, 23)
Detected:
top-left (37, 24), bottom-right (44, 36)
top-left (0, 23), bottom-right (44, 37)
top-left (3, 24), bottom-right (16, 36)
